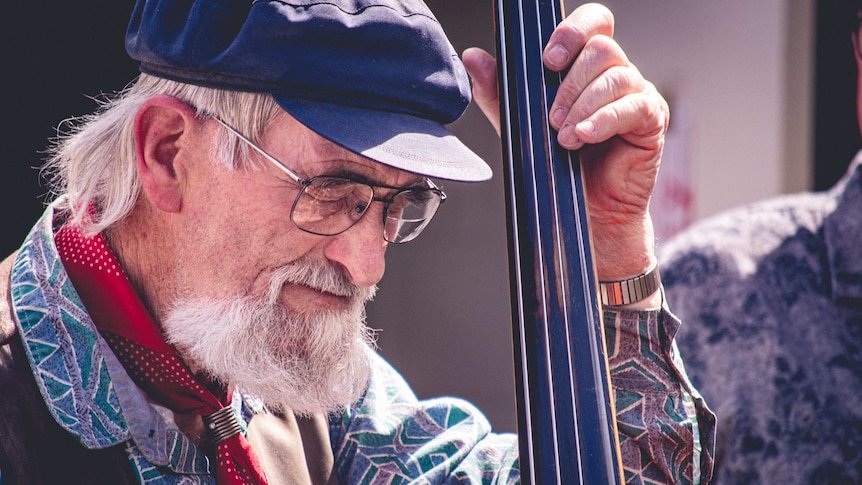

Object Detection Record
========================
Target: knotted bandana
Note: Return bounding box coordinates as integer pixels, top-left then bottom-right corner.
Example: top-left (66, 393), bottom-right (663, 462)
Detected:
top-left (55, 223), bottom-right (268, 484)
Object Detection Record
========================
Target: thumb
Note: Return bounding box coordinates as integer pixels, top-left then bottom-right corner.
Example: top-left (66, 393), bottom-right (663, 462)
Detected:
top-left (462, 47), bottom-right (501, 137)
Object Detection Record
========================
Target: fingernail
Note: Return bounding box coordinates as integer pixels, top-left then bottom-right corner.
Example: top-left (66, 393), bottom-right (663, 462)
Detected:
top-left (547, 44), bottom-right (569, 66)
top-left (558, 124), bottom-right (577, 146)
top-left (552, 107), bottom-right (568, 127)
top-left (577, 120), bottom-right (595, 138)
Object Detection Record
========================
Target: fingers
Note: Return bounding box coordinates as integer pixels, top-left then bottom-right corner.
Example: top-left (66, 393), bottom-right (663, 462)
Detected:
top-left (550, 33), bottom-right (631, 125)
top-left (543, 3), bottom-right (615, 71)
top-left (574, 85), bottom-right (668, 150)
top-left (549, 35), bottom-right (666, 151)
top-left (462, 47), bottom-right (502, 136)
top-left (558, 76), bottom-right (668, 151)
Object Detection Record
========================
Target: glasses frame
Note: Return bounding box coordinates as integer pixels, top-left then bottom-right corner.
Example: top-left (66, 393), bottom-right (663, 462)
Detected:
top-left (208, 115), bottom-right (447, 243)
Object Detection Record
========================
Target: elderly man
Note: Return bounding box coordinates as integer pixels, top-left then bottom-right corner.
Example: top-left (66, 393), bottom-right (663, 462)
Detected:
top-left (0, 0), bottom-right (713, 484)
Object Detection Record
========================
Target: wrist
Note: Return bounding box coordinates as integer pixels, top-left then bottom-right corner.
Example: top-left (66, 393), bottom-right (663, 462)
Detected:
top-left (591, 215), bottom-right (656, 280)
top-left (592, 214), bottom-right (662, 309)
top-left (599, 260), bottom-right (662, 309)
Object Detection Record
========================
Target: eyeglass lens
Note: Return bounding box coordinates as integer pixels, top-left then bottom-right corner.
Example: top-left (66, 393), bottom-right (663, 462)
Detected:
top-left (291, 177), bottom-right (443, 243)
top-left (383, 188), bottom-right (443, 243)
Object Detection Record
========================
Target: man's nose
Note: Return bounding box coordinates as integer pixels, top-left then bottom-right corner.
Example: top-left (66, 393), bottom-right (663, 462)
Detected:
top-left (322, 207), bottom-right (387, 288)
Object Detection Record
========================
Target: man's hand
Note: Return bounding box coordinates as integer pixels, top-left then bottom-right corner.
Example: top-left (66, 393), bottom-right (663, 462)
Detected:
top-left (463, 3), bottom-right (667, 289)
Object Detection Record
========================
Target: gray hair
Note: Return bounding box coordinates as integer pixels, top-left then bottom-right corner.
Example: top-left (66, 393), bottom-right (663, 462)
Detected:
top-left (44, 73), bottom-right (283, 235)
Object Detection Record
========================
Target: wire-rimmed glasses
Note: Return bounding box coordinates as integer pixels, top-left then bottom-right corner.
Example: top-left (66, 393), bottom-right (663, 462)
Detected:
top-left (209, 115), bottom-right (447, 243)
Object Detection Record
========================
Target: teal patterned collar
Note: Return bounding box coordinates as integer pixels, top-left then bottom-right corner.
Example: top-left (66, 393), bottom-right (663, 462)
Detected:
top-left (9, 200), bottom-right (211, 478)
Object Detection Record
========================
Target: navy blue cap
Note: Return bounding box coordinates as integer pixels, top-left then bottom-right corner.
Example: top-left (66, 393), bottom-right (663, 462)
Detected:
top-left (126, 0), bottom-right (492, 182)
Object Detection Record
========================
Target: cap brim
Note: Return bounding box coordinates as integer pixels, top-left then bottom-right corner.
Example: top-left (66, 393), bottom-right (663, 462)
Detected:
top-left (275, 97), bottom-right (492, 182)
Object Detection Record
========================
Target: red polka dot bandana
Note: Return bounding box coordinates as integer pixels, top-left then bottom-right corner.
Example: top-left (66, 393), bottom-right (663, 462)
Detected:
top-left (55, 223), bottom-right (268, 484)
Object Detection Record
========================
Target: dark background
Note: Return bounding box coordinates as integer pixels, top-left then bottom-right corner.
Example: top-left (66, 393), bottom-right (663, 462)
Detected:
top-left (814, 0), bottom-right (862, 190)
top-left (1, 1), bottom-right (139, 255)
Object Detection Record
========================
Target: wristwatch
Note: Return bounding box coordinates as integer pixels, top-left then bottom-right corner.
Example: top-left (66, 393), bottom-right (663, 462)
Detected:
top-left (599, 262), bottom-right (661, 306)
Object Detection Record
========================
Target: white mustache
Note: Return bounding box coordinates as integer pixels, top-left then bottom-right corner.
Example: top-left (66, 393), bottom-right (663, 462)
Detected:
top-left (266, 257), bottom-right (377, 302)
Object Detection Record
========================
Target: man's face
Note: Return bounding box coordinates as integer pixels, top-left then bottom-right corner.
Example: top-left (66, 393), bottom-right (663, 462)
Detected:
top-left (160, 111), bottom-right (423, 413)
top-left (174, 111), bottom-right (422, 308)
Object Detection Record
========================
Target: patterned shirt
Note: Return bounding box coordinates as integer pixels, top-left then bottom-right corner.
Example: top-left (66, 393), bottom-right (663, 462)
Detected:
top-left (661, 153), bottom-right (862, 484)
top-left (3, 200), bottom-right (714, 484)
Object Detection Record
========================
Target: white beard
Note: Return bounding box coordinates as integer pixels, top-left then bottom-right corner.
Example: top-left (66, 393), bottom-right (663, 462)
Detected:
top-left (162, 258), bottom-right (377, 416)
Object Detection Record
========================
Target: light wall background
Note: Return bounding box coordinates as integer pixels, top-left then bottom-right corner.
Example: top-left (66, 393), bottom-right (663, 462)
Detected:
top-left (370, 0), bottom-right (817, 433)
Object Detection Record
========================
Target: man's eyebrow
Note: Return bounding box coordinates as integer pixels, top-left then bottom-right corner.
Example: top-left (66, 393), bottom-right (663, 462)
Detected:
top-left (314, 161), bottom-right (424, 188)
top-left (314, 164), bottom-right (378, 183)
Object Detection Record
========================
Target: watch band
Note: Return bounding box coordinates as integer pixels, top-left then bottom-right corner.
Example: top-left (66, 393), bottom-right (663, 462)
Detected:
top-left (599, 262), bottom-right (661, 306)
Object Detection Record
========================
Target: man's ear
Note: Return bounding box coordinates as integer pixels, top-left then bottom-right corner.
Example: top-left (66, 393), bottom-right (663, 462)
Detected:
top-left (134, 95), bottom-right (201, 213)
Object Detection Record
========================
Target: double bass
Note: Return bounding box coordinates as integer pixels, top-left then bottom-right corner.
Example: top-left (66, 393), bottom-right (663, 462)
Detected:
top-left (494, 0), bottom-right (624, 483)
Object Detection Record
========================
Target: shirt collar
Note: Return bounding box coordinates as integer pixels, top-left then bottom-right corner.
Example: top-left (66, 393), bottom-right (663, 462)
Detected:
top-left (9, 198), bottom-right (210, 474)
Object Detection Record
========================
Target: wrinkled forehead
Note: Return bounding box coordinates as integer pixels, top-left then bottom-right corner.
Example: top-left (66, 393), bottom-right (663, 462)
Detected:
top-left (262, 110), bottom-right (426, 186)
